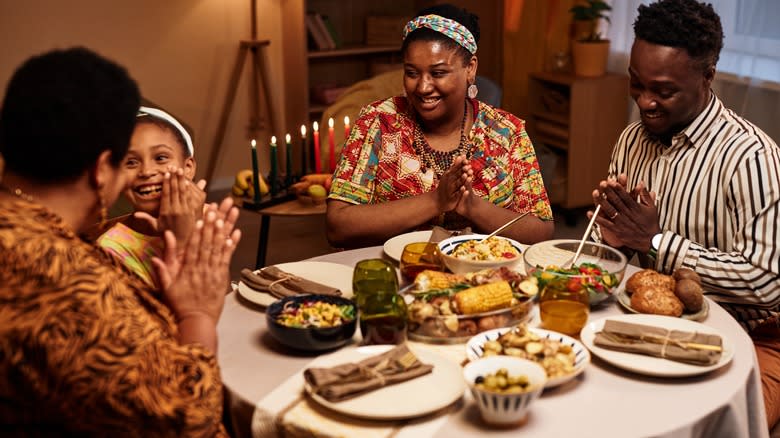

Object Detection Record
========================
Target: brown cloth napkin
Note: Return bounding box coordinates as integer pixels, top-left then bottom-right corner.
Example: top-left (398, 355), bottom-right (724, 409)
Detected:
top-left (304, 344), bottom-right (434, 402)
top-left (594, 320), bottom-right (723, 366)
top-left (240, 266), bottom-right (341, 299)
top-left (428, 226), bottom-right (473, 244)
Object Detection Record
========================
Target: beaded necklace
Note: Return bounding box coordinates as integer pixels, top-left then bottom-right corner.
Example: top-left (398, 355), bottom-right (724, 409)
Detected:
top-left (0, 184), bottom-right (34, 201)
top-left (412, 100), bottom-right (471, 176)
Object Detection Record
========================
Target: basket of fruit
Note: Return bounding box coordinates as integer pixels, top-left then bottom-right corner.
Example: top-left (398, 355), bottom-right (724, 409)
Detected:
top-left (290, 173), bottom-right (332, 205)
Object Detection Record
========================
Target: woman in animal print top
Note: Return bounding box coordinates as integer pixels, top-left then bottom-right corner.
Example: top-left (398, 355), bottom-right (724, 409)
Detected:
top-left (0, 48), bottom-right (241, 436)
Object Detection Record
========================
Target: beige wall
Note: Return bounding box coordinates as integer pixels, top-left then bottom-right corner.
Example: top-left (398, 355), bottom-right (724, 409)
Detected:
top-left (0, 0), bottom-right (288, 190)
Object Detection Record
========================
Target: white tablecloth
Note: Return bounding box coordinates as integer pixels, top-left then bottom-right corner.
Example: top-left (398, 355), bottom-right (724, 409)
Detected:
top-left (217, 246), bottom-right (769, 438)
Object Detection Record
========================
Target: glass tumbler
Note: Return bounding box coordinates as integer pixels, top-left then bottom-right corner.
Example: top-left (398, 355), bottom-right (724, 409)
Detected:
top-left (352, 258), bottom-right (407, 345)
top-left (399, 242), bottom-right (444, 283)
top-left (539, 275), bottom-right (590, 336)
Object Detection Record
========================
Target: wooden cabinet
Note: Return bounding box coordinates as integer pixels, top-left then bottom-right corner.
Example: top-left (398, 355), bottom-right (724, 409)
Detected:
top-left (526, 72), bottom-right (629, 209)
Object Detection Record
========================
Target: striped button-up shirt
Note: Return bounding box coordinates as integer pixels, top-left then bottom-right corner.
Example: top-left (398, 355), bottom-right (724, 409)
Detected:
top-left (608, 93), bottom-right (780, 332)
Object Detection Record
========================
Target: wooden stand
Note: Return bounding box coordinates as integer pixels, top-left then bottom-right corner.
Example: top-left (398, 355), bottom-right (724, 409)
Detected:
top-left (205, 0), bottom-right (277, 182)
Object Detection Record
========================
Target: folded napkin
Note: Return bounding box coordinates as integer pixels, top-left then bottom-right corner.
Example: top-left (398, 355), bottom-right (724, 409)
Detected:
top-left (428, 226), bottom-right (473, 244)
top-left (303, 344), bottom-right (434, 402)
top-left (240, 266), bottom-right (341, 299)
top-left (594, 320), bottom-right (723, 365)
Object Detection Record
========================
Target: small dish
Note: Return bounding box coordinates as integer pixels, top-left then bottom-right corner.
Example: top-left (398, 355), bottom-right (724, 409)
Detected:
top-left (266, 295), bottom-right (357, 351)
top-left (438, 234), bottom-right (524, 274)
top-left (463, 356), bottom-right (546, 426)
top-left (466, 326), bottom-right (590, 388)
top-left (616, 288), bottom-right (710, 321)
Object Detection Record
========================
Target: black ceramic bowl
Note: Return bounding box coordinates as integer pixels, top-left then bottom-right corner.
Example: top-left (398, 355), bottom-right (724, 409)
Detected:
top-left (266, 294), bottom-right (357, 351)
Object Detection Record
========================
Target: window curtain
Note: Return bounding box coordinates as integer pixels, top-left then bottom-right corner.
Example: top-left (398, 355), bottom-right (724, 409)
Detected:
top-left (605, 0), bottom-right (780, 142)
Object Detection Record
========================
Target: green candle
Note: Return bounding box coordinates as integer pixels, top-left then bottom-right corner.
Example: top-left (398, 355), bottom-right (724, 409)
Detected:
top-left (270, 136), bottom-right (278, 197)
top-left (285, 133), bottom-right (293, 187)
top-left (250, 139), bottom-right (261, 203)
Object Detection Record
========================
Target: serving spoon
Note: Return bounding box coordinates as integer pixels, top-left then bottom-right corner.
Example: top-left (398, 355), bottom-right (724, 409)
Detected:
top-left (479, 211), bottom-right (532, 242)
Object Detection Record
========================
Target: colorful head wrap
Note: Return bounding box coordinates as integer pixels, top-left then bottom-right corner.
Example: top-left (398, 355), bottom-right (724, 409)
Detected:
top-left (137, 106), bottom-right (194, 156)
top-left (403, 14), bottom-right (477, 55)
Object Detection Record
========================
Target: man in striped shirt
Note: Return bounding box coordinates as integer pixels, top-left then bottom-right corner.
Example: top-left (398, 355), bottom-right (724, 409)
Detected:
top-left (592, 0), bottom-right (780, 429)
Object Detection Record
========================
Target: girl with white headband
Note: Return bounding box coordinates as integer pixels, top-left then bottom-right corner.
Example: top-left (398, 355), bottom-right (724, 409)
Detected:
top-left (98, 103), bottom-right (208, 287)
top-left (326, 4), bottom-right (553, 247)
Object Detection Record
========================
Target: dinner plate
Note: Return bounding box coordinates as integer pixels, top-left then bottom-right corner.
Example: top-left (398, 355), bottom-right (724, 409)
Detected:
top-left (304, 345), bottom-right (465, 420)
top-left (580, 314), bottom-right (734, 377)
top-left (383, 230), bottom-right (433, 262)
top-left (237, 261), bottom-right (354, 308)
top-left (615, 288), bottom-right (709, 321)
top-left (465, 327), bottom-right (590, 388)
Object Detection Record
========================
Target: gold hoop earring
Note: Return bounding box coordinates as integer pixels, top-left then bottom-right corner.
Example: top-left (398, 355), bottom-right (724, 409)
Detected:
top-left (467, 84), bottom-right (478, 99)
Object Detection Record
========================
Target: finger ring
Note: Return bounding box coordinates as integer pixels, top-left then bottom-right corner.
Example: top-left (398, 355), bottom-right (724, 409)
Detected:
top-left (610, 211), bottom-right (619, 220)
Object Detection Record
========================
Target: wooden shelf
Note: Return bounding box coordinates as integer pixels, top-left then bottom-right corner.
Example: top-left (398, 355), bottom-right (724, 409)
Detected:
top-left (527, 72), bottom-right (629, 209)
top-left (307, 45), bottom-right (399, 59)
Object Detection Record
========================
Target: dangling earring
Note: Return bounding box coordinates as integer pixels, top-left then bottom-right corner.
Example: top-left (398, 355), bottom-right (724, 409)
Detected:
top-left (98, 189), bottom-right (108, 229)
top-left (467, 83), bottom-right (479, 99)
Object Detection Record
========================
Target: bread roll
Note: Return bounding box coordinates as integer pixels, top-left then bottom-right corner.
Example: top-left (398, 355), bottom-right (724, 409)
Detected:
top-left (626, 269), bottom-right (675, 295)
top-left (673, 267), bottom-right (701, 285)
top-left (674, 279), bottom-right (704, 313)
top-left (630, 285), bottom-right (684, 317)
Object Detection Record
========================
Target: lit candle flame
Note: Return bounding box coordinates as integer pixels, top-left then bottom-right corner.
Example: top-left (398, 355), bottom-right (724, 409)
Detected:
top-left (271, 135), bottom-right (277, 146)
top-left (328, 117), bottom-right (334, 128)
top-left (251, 139), bottom-right (256, 149)
top-left (313, 121), bottom-right (319, 132)
top-left (344, 115), bottom-right (350, 126)
top-left (285, 133), bottom-right (291, 143)
top-left (300, 124), bottom-right (307, 137)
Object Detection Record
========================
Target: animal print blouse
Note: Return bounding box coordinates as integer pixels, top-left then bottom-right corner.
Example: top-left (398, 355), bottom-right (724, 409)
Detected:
top-left (0, 199), bottom-right (226, 437)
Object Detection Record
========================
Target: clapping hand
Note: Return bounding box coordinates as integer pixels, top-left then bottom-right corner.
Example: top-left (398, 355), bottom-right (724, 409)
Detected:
top-left (591, 174), bottom-right (660, 253)
top-left (134, 166), bottom-right (207, 243)
top-left (436, 155), bottom-right (472, 214)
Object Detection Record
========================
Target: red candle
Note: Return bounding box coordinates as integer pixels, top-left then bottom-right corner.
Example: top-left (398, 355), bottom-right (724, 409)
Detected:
top-left (328, 117), bottom-right (335, 172)
top-left (313, 121), bottom-right (321, 173)
top-left (343, 115), bottom-right (351, 143)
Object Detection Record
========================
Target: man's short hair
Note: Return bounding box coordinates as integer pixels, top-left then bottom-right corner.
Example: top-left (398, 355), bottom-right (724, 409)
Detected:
top-left (0, 47), bottom-right (140, 183)
top-left (634, 0), bottom-right (724, 72)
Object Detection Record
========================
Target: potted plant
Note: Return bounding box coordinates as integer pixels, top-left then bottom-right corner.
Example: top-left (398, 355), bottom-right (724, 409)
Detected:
top-left (569, 0), bottom-right (612, 77)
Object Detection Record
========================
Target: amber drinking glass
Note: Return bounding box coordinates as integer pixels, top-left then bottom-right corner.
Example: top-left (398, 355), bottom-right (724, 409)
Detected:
top-left (399, 242), bottom-right (444, 282)
top-left (352, 259), bottom-right (406, 345)
top-left (539, 275), bottom-right (590, 336)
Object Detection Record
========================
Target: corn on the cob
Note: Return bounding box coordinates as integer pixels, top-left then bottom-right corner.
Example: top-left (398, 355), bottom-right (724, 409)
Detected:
top-left (414, 270), bottom-right (465, 290)
top-left (454, 280), bottom-right (513, 314)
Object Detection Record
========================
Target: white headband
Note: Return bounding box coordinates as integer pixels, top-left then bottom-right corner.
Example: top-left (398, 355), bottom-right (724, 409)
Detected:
top-left (137, 106), bottom-right (194, 156)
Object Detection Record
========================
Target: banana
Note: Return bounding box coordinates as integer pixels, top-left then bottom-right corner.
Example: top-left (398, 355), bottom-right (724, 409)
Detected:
top-left (232, 184), bottom-right (246, 197)
top-left (234, 169), bottom-right (269, 196)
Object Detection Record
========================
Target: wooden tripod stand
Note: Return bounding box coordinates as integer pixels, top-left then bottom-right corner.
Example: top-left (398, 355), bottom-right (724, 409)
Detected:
top-left (205, 0), bottom-right (276, 182)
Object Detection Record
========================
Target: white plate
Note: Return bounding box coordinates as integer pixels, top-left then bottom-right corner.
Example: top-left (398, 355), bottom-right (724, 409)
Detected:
top-left (615, 288), bottom-right (709, 321)
top-left (237, 261), bottom-right (354, 308)
top-left (465, 327), bottom-right (590, 388)
top-left (304, 345), bottom-right (465, 420)
top-left (580, 314), bottom-right (734, 377)
top-left (383, 230), bottom-right (433, 262)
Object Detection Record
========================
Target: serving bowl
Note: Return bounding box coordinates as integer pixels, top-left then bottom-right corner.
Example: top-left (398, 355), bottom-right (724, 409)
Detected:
top-left (463, 356), bottom-right (546, 426)
top-left (266, 294), bottom-right (357, 351)
top-left (522, 239), bottom-right (627, 306)
top-left (438, 234), bottom-right (524, 274)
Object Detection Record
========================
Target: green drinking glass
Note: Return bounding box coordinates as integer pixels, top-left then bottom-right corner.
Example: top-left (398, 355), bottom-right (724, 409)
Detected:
top-left (352, 259), bottom-right (406, 345)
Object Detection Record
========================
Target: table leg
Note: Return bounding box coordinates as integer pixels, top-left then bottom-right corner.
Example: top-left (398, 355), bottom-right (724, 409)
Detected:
top-left (256, 214), bottom-right (270, 269)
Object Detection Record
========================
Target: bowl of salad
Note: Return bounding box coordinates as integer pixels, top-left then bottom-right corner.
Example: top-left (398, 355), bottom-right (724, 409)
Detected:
top-left (522, 239), bottom-right (627, 306)
top-left (266, 295), bottom-right (357, 351)
top-left (438, 234), bottom-right (524, 274)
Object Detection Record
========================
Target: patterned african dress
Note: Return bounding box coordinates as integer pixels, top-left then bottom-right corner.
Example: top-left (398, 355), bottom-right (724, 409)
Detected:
top-left (328, 96), bottom-right (553, 229)
top-left (98, 222), bottom-right (163, 289)
top-left (0, 199), bottom-right (227, 437)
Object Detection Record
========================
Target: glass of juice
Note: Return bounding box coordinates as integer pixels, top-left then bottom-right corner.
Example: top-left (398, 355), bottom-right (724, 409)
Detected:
top-left (399, 242), bottom-right (443, 282)
top-left (539, 274), bottom-right (589, 336)
top-left (352, 259), bottom-right (407, 345)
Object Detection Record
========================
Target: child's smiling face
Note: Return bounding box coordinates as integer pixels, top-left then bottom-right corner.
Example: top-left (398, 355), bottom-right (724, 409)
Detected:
top-left (122, 122), bottom-right (195, 215)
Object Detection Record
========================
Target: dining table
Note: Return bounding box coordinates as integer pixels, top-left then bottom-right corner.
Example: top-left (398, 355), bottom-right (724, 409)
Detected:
top-left (217, 245), bottom-right (769, 438)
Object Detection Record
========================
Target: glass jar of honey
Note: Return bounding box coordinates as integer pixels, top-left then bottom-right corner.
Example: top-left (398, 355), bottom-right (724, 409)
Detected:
top-left (539, 275), bottom-right (589, 336)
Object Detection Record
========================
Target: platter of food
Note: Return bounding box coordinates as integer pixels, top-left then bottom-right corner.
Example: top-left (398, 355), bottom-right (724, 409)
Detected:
top-left (237, 261), bottom-right (354, 307)
top-left (403, 268), bottom-right (538, 343)
top-left (580, 314), bottom-right (734, 377)
top-left (383, 230), bottom-right (433, 262)
top-left (617, 268), bottom-right (708, 320)
top-left (303, 345), bottom-right (465, 420)
top-left (465, 325), bottom-right (590, 388)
